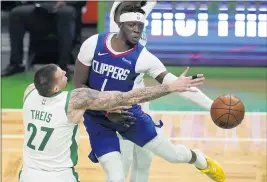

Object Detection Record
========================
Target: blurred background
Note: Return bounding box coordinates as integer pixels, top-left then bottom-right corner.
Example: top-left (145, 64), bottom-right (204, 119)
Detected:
top-left (1, 1), bottom-right (266, 112)
top-left (1, 1), bottom-right (267, 181)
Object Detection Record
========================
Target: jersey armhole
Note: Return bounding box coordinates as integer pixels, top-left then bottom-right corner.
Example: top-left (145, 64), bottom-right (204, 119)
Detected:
top-left (23, 88), bottom-right (36, 103)
top-left (65, 91), bottom-right (77, 125)
top-left (65, 91), bottom-right (71, 113)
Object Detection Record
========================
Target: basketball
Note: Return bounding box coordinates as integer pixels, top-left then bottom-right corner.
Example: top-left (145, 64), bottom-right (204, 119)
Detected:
top-left (210, 94), bottom-right (245, 129)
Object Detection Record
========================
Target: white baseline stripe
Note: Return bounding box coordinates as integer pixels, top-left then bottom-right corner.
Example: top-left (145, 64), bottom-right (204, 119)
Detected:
top-left (2, 109), bottom-right (267, 116)
top-left (2, 134), bottom-right (266, 142)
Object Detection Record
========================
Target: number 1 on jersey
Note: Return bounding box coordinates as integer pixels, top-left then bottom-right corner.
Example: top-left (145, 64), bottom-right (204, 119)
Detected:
top-left (101, 79), bottom-right (108, 91)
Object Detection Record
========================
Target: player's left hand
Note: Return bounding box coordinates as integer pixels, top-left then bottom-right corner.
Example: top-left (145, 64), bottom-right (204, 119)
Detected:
top-left (105, 110), bottom-right (136, 128)
top-left (179, 66), bottom-right (190, 78)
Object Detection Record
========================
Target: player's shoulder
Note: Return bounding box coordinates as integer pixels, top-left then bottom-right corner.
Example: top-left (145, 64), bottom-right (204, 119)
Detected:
top-left (80, 34), bottom-right (100, 52)
top-left (137, 46), bottom-right (160, 63)
top-left (23, 83), bottom-right (36, 102)
top-left (139, 46), bottom-right (153, 57)
top-left (82, 34), bottom-right (99, 45)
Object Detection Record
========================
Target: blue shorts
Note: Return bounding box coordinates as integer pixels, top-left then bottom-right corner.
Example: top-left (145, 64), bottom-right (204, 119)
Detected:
top-left (83, 106), bottom-right (158, 158)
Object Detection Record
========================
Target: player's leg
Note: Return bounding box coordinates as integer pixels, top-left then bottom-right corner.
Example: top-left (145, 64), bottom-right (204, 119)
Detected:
top-left (129, 102), bottom-right (153, 182)
top-left (86, 127), bottom-right (135, 180)
top-left (84, 114), bottom-right (126, 182)
top-left (120, 114), bottom-right (226, 182)
top-left (98, 151), bottom-right (125, 182)
top-left (142, 127), bottom-right (226, 182)
top-left (129, 144), bottom-right (152, 182)
top-left (118, 134), bottom-right (134, 178)
top-left (89, 130), bottom-right (126, 182)
top-left (118, 112), bottom-right (159, 182)
top-left (91, 135), bottom-right (126, 182)
top-left (129, 120), bottom-right (164, 182)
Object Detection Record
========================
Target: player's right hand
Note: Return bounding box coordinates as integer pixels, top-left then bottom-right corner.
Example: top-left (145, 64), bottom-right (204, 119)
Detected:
top-left (105, 110), bottom-right (136, 128)
top-left (169, 67), bottom-right (205, 93)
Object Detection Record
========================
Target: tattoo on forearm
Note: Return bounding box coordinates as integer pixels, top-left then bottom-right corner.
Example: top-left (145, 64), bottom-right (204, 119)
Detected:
top-left (125, 84), bottom-right (171, 105)
top-left (68, 84), bottom-right (171, 111)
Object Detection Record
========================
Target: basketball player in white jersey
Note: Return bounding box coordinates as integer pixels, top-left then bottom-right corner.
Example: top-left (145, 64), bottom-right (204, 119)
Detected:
top-left (74, 5), bottom-right (225, 182)
top-left (19, 63), bottom-right (203, 182)
top-left (100, 1), bottom-right (219, 182)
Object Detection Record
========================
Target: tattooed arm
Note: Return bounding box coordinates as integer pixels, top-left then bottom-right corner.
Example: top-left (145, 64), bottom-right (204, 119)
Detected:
top-left (67, 85), bottom-right (170, 124)
top-left (66, 75), bottom-right (204, 124)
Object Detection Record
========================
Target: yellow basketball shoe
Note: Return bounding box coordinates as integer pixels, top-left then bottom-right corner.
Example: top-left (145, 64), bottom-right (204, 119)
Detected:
top-left (199, 157), bottom-right (226, 182)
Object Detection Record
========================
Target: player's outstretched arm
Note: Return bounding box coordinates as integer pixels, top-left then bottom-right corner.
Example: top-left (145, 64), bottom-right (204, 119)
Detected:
top-left (67, 76), bottom-right (204, 123)
top-left (155, 67), bottom-right (213, 110)
top-left (68, 86), bottom-right (169, 112)
top-left (137, 48), bottom-right (213, 110)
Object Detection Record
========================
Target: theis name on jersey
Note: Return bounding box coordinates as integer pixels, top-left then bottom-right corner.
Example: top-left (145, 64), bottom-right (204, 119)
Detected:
top-left (92, 59), bottom-right (130, 80)
top-left (31, 109), bottom-right (52, 123)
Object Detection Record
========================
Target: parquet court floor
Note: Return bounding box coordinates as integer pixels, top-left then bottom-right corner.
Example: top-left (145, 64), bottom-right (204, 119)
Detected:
top-left (2, 110), bottom-right (266, 182)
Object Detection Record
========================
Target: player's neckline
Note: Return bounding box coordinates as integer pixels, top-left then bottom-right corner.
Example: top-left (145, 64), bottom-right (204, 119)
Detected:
top-left (104, 33), bottom-right (137, 58)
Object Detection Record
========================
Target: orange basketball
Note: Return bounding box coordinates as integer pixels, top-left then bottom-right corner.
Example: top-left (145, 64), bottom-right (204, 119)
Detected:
top-left (210, 94), bottom-right (245, 129)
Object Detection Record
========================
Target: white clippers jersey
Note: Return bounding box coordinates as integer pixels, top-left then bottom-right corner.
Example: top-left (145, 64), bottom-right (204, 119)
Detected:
top-left (109, 1), bottom-right (157, 46)
top-left (22, 89), bottom-right (79, 171)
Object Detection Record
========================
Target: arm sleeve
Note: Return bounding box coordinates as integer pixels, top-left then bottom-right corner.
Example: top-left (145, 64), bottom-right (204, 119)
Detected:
top-left (162, 73), bottom-right (213, 110)
top-left (135, 48), bottom-right (167, 78)
top-left (77, 34), bottom-right (98, 66)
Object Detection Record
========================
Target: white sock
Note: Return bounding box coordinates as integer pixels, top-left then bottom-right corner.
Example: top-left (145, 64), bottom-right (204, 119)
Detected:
top-left (192, 149), bottom-right (208, 169)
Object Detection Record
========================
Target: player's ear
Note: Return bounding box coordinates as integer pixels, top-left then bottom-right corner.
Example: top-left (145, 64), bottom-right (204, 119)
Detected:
top-left (53, 87), bottom-right (59, 93)
top-left (52, 84), bottom-right (59, 94)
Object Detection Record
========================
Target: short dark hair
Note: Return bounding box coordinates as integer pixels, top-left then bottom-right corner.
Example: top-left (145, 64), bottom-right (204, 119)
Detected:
top-left (34, 64), bottom-right (58, 97)
top-left (120, 5), bottom-right (146, 16)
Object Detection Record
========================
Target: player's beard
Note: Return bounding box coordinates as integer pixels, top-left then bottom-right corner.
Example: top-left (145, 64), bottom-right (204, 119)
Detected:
top-left (126, 40), bottom-right (136, 48)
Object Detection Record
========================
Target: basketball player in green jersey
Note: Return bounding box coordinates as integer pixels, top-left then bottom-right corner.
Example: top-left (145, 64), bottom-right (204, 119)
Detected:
top-left (19, 63), bottom-right (204, 182)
